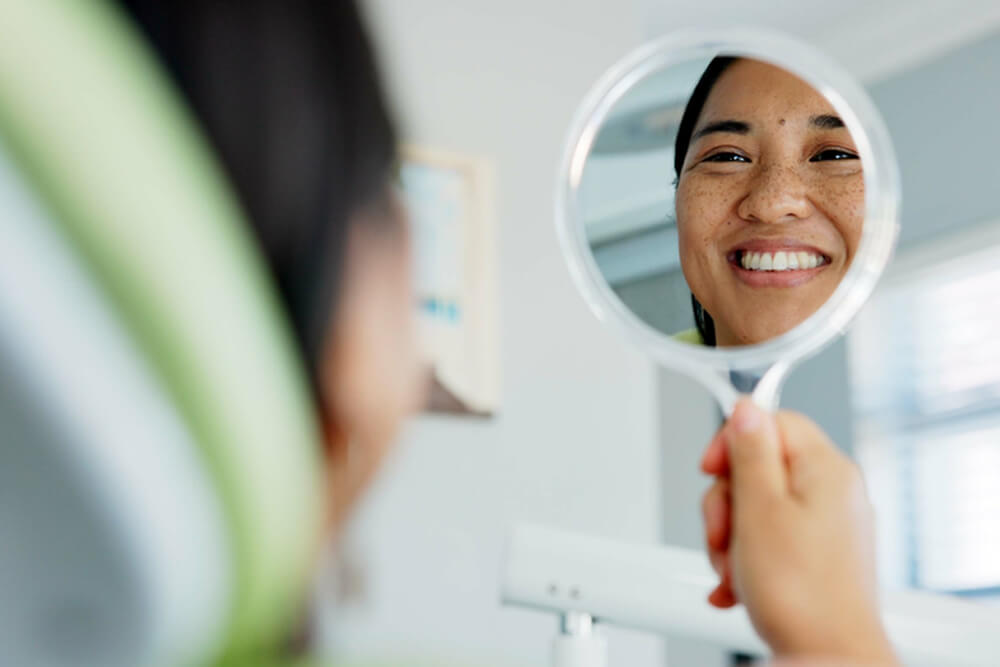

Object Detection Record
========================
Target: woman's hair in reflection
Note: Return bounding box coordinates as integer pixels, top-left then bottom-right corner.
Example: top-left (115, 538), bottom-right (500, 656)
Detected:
top-left (673, 56), bottom-right (737, 347)
top-left (119, 0), bottom-right (399, 395)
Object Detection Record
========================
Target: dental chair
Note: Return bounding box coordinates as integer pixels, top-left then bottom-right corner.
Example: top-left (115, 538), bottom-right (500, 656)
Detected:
top-left (0, 2), bottom-right (324, 665)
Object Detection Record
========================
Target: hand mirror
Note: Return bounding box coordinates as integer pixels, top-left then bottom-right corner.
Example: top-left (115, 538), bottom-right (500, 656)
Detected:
top-left (558, 28), bottom-right (900, 413)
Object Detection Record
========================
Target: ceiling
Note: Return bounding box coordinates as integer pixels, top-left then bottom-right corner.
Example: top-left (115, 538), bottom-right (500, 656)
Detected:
top-left (637, 0), bottom-right (1000, 82)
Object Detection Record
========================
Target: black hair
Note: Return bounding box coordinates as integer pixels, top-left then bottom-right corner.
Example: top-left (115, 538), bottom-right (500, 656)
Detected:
top-left (673, 56), bottom-right (737, 347)
top-left (119, 0), bottom-right (399, 393)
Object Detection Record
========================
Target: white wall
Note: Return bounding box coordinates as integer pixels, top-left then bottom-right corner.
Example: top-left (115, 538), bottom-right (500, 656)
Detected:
top-left (318, 2), bottom-right (677, 666)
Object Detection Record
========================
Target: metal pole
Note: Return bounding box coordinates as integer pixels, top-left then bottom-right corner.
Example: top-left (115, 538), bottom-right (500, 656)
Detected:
top-left (552, 612), bottom-right (608, 667)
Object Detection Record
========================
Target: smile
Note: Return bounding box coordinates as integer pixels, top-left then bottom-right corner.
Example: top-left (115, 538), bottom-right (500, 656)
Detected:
top-left (739, 250), bottom-right (828, 271)
top-left (726, 245), bottom-right (833, 288)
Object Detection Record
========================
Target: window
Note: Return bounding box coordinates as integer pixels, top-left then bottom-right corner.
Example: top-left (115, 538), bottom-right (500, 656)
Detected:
top-left (848, 221), bottom-right (1000, 595)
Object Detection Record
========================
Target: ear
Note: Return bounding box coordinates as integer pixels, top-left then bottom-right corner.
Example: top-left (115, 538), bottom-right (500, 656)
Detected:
top-left (316, 303), bottom-right (374, 537)
top-left (313, 210), bottom-right (422, 538)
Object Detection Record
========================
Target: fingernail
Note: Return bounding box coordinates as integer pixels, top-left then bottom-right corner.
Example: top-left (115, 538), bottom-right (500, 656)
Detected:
top-left (731, 401), bottom-right (762, 433)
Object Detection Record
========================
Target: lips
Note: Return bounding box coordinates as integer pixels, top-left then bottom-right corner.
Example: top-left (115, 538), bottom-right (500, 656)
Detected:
top-left (725, 241), bottom-right (832, 288)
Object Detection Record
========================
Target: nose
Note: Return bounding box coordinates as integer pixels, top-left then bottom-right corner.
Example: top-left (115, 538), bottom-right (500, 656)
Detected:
top-left (737, 164), bottom-right (813, 224)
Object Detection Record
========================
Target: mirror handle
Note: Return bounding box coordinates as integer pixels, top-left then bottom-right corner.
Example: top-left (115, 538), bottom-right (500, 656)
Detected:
top-left (709, 359), bottom-right (792, 416)
top-left (750, 359), bottom-right (792, 412)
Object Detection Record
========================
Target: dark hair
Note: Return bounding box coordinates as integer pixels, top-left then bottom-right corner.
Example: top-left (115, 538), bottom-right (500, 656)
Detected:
top-left (119, 0), bottom-right (399, 391)
top-left (673, 56), bottom-right (737, 347)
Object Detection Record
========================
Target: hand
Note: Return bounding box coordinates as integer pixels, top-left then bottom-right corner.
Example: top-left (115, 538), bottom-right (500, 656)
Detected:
top-left (700, 399), bottom-right (896, 664)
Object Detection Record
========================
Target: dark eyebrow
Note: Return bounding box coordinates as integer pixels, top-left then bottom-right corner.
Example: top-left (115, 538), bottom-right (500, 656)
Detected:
top-left (810, 114), bottom-right (845, 130)
top-left (691, 119), bottom-right (751, 142)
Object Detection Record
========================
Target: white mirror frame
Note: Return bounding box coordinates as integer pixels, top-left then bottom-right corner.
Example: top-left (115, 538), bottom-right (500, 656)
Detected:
top-left (556, 28), bottom-right (900, 412)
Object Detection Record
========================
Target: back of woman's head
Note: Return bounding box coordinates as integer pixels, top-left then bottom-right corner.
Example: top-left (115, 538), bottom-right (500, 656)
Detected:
top-left (120, 0), bottom-right (399, 385)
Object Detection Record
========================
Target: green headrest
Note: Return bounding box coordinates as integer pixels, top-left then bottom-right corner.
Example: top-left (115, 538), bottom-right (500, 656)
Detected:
top-left (0, 0), bottom-right (324, 662)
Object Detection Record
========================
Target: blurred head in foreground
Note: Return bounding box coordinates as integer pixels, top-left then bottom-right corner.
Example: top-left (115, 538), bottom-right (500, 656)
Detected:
top-left (121, 0), bottom-right (426, 534)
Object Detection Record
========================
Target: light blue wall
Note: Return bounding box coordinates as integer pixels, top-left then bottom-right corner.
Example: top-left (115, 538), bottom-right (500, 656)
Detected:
top-left (872, 30), bottom-right (1000, 247)
top-left (783, 28), bottom-right (1000, 453)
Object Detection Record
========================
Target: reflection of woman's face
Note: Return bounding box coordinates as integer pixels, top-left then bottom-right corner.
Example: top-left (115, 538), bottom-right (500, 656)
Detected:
top-left (676, 59), bottom-right (863, 346)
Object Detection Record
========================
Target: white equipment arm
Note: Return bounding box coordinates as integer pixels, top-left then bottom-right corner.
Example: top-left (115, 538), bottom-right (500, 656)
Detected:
top-left (501, 524), bottom-right (1000, 666)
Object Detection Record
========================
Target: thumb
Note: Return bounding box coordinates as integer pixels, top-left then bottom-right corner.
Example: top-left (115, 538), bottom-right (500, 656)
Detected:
top-left (725, 399), bottom-right (787, 502)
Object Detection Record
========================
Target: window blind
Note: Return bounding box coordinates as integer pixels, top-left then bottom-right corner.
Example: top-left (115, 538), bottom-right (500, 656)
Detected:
top-left (848, 236), bottom-right (1000, 594)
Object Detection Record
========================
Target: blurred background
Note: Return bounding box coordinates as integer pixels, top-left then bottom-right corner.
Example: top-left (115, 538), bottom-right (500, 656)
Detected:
top-left (318, 1), bottom-right (1000, 666)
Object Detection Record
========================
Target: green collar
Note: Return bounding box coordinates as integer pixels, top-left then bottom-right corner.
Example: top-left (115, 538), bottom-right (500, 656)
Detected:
top-left (672, 327), bottom-right (704, 345)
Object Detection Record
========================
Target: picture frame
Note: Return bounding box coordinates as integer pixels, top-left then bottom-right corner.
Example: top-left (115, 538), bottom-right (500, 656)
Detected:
top-left (399, 145), bottom-right (500, 416)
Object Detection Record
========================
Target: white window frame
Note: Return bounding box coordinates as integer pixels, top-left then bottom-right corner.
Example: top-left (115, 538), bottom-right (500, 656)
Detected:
top-left (850, 217), bottom-right (1000, 594)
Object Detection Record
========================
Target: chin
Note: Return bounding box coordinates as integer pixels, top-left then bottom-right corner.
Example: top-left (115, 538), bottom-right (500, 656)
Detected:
top-left (730, 314), bottom-right (808, 346)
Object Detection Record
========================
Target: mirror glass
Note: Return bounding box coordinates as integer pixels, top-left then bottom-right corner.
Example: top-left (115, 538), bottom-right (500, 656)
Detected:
top-left (578, 55), bottom-right (865, 348)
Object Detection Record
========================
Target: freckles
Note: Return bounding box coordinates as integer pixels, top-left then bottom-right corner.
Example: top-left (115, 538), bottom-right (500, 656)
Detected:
top-left (837, 179), bottom-right (865, 220)
top-left (814, 177), bottom-right (865, 253)
top-left (814, 176), bottom-right (863, 205)
top-left (678, 177), bottom-right (739, 250)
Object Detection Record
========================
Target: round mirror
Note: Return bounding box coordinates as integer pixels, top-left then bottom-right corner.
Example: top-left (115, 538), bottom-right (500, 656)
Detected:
top-left (557, 29), bottom-right (900, 410)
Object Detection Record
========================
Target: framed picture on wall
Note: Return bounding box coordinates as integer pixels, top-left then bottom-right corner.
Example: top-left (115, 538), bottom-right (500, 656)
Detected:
top-left (399, 146), bottom-right (500, 416)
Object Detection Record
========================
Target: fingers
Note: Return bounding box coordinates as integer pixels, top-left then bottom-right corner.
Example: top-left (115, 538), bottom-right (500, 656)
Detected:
top-left (707, 541), bottom-right (727, 578)
top-left (725, 399), bottom-right (786, 502)
top-left (708, 571), bottom-right (738, 608)
top-left (700, 424), bottom-right (729, 476)
top-left (702, 479), bottom-right (731, 551)
top-left (706, 544), bottom-right (738, 607)
top-left (774, 411), bottom-right (832, 461)
top-left (703, 480), bottom-right (737, 608)
top-left (775, 411), bottom-right (846, 499)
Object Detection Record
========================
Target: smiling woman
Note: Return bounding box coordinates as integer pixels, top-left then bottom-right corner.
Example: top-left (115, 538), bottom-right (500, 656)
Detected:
top-left (576, 52), bottom-right (869, 351)
top-left (674, 57), bottom-right (865, 346)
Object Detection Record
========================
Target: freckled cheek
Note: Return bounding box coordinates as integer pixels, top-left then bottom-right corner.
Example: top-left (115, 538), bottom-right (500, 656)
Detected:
top-left (676, 179), bottom-right (735, 263)
top-left (815, 177), bottom-right (865, 260)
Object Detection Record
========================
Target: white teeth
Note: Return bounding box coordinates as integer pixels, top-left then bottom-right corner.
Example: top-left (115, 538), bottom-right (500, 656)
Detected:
top-left (739, 250), bottom-right (826, 272)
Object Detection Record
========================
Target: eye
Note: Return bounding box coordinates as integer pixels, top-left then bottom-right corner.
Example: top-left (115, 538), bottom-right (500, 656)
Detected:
top-left (810, 148), bottom-right (859, 162)
top-left (703, 151), bottom-right (750, 164)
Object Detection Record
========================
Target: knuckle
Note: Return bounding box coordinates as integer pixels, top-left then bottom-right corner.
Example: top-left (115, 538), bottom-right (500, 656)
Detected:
top-left (776, 409), bottom-right (811, 435)
top-left (730, 431), bottom-right (767, 462)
